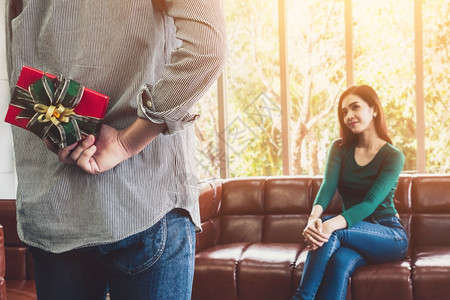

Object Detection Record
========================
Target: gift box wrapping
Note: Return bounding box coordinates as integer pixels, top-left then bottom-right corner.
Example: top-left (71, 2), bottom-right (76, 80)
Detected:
top-left (4, 66), bottom-right (109, 148)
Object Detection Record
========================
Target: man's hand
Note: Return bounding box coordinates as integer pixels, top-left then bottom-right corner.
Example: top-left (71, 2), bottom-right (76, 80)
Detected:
top-left (48, 118), bottom-right (167, 174)
top-left (55, 124), bottom-right (131, 174)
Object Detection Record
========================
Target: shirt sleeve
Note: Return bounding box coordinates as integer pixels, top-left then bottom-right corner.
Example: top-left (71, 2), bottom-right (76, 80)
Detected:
top-left (341, 148), bottom-right (405, 228)
top-left (5, 0), bottom-right (22, 78)
top-left (137, 0), bottom-right (228, 135)
top-left (313, 140), bottom-right (343, 212)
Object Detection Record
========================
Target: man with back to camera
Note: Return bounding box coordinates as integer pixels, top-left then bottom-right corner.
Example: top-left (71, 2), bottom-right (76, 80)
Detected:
top-left (5, 0), bottom-right (227, 299)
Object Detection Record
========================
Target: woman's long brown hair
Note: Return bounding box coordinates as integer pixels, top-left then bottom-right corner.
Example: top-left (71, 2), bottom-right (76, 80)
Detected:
top-left (338, 85), bottom-right (392, 146)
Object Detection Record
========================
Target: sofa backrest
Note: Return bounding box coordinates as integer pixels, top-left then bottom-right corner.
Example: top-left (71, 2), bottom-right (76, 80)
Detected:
top-left (220, 175), bottom-right (416, 245)
top-left (219, 177), bottom-right (311, 245)
top-left (196, 175), bottom-right (450, 253)
top-left (411, 175), bottom-right (450, 249)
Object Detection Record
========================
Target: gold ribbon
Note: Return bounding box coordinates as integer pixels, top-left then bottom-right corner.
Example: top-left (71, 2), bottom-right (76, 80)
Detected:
top-left (33, 103), bottom-right (75, 127)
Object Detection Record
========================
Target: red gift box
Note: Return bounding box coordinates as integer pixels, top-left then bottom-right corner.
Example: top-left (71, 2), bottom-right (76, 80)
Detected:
top-left (4, 66), bottom-right (109, 148)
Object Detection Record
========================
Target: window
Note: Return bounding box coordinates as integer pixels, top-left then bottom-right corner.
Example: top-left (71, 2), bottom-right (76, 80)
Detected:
top-left (287, 0), bottom-right (345, 175)
top-left (353, 0), bottom-right (416, 170)
top-left (193, 0), bottom-right (449, 178)
top-left (224, 0), bottom-right (282, 177)
top-left (423, 0), bottom-right (450, 173)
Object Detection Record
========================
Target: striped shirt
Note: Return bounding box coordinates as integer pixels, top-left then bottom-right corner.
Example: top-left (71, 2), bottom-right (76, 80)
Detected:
top-left (5, 0), bottom-right (227, 253)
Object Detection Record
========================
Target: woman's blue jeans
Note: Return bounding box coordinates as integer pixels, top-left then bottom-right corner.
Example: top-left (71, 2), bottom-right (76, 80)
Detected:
top-left (29, 209), bottom-right (196, 300)
top-left (293, 215), bottom-right (408, 300)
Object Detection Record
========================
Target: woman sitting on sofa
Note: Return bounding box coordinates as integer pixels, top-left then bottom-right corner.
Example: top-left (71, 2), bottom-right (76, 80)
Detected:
top-left (293, 85), bottom-right (408, 300)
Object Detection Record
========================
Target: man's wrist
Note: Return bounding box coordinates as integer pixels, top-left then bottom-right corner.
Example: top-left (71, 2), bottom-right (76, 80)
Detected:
top-left (119, 118), bottom-right (167, 156)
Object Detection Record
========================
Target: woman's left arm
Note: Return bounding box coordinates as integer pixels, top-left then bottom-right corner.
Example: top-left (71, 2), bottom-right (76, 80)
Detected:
top-left (322, 215), bottom-right (348, 236)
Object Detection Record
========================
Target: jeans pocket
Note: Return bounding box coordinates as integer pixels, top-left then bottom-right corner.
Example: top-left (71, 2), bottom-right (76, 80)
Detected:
top-left (113, 216), bottom-right (168, 276)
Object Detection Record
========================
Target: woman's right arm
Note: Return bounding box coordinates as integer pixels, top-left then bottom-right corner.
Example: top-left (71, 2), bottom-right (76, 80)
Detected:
top-left (303, 204), bottom-right (327, 251)
top-left (303, 140), bottom-right (343, 250)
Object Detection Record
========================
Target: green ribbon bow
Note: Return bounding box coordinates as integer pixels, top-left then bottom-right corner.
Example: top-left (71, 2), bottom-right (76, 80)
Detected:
top-left (10, 74), bottom-right (103, 148)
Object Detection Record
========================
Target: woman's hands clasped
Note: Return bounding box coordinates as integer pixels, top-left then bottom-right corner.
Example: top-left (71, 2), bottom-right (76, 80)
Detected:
top-left (302, 215), bottom-right (347, 251)
top-left (302, 218), bottom-right (332, 251)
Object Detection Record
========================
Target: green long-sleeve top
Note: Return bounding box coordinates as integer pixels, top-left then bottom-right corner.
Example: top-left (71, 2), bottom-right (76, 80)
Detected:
top-left (313, 139), bottom-right (405, 228)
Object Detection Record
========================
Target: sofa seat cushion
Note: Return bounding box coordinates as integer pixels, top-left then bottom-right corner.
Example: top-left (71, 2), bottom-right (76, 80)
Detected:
top-left (5, 280), bottom-right (36, 300)
top-left (193, 243), bottom-right (250, 300)
top-left (412, 246), bottom-right (450, 300)
top-left (237, 243), bottom-right (304, 300)
top-left (194, 243), bottom-right (305, 300)
top-left (4, 247), bottom-right (27, 280)
top-left (290, 249), bottom-right (411, 300)
top-left (351, 260), bottom-right (412, 300)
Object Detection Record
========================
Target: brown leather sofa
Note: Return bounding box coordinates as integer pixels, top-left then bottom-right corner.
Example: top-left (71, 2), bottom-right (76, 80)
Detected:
top-left (0, 200), bottom-right (37, 300)
top-left (1, 226), bottom-right (6, 300)
top-left (193, 174), bottom-right (450, 300)
top-left (1, 175), bottom-right (449, 300)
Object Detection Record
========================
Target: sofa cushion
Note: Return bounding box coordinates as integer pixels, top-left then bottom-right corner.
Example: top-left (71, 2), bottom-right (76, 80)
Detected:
top-left (412, 175), bottom-right (450, 213)
top-left (220, 215), bottom-right (264, 244)
top-left (4, 247), bottom-right (27, 280)
top-left (237, 243), bottom-right (303, 300)
top-left (412, 246), bottom-right (450, 300)
top-left (5, 281), bottom-right (37, 300)
top-left (222, 179), bottom-right (265, 215)
top-left (411, 175), bottom-right (450, 249)
top-left (351, 261), bottom-right (412, 300)
top-left (412, 214), bottom-right (450, 248)
top-left (262, 215), bottom-right (306, 243)
top-left (265, 177), bottom-right (312, 214)
top-left (193, 243), bottom-right (250, 300)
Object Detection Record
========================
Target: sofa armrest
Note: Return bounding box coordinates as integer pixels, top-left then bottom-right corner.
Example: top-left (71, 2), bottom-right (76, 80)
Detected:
top-left (0, 225), bottom-right (6, 300)
top-left (196, 179), bottom-right (222, 253)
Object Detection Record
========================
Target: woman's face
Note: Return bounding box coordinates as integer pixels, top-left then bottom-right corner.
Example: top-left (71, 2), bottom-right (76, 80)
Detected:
top-left (341, 94), bottom-right (376, 135)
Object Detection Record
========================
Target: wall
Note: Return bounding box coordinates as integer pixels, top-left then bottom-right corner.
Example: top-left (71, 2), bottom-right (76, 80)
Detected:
top-left (0, 2), bottom-right (17, 199)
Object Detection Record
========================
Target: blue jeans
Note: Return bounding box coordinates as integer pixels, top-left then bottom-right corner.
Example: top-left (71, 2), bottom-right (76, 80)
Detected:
top-left (293, 215), bottom-right (408, 300)
top-left (29, 209), bottom-right (196, 300)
